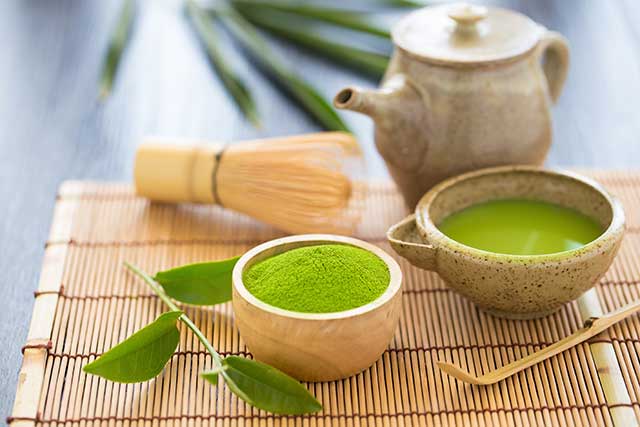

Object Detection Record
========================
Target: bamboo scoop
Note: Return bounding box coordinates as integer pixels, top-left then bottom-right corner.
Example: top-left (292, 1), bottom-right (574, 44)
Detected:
top-left (437, 298), bottom-right (640, 385)
top-left (134, 132), bottom-right (364, 234)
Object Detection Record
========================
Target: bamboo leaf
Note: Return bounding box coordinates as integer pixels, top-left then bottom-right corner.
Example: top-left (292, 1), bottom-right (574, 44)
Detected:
top-left (284, 76), bottom-right (352, 131)
top-left (154, 257), bottom-right (239, 306)
top-left (83, 310), bottom-right (182, 383)
top-left (212, 7), bottom-right (350, 132)
top-left (373, 0), bottom-right (427, 7)
top-left (234, 6), bottom-right (388, 78)
top-left (221, 356), bottom-right (322, 415)
top-left (232, 0), bottom-right (390, 38)
top-left (99, 0), bottom-right (136, 99)
top-left (187, 1), bottom-right (260, 126)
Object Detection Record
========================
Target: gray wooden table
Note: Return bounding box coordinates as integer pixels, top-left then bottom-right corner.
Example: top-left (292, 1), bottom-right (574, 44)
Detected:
top-left (2, 0), bottom-right (639, 417)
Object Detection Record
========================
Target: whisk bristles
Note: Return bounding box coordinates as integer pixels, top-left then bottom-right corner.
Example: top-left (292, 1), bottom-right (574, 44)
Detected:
top-left (217, 132), bottom-right (365, 234)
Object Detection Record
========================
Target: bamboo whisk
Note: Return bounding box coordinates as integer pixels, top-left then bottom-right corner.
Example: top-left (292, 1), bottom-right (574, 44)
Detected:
top-left (134, 132), bottom-right (364, 234)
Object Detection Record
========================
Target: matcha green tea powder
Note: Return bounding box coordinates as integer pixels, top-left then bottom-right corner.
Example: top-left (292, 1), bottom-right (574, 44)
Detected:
top-left (243, 244), bottom-right (390, 313)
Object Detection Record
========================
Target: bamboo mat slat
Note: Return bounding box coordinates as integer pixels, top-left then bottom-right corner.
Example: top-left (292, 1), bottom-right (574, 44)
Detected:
top-left (8, 172), bottom-right (640, 427)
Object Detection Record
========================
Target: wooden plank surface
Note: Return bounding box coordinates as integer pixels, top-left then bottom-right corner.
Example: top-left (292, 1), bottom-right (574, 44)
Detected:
top-left (1, 0), bottom-right (640, 419)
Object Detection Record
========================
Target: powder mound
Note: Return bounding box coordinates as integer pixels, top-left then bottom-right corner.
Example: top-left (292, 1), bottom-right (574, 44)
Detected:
top-left (243, 244), bottom-right (390, 313)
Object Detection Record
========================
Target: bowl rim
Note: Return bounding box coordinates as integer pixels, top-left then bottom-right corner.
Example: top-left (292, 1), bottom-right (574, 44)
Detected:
top-left (415, 165), bottom-right (626, 261)
top-left (232, 234), bottom-right (403, 320)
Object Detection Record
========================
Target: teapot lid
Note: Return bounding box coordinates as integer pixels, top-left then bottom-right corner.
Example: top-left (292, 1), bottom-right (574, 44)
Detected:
top-left (392, 3), bottom-right (544, 65)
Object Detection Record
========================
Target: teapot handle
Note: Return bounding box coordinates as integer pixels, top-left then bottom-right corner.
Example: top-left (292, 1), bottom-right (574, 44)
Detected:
top-left (387, 214), bottom-right (437, 271)
top-left (535, 31), bottom-right (570, 104)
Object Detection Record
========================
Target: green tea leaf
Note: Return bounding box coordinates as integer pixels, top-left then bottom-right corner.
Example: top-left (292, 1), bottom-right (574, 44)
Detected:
top-left (221, 356), bottom-right (322, 415)
top-left (200, 366), bottom-right (226, 386)
top-left (154, 257), bottom-right (239, 306)
top-left (83, 310), bottom-right (182, 383)
top-left (99, 0), bottom-right (136, 99)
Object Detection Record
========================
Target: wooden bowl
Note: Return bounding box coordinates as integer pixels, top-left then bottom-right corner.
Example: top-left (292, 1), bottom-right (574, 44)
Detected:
top-left (232, 234), bottom-right (403, 382)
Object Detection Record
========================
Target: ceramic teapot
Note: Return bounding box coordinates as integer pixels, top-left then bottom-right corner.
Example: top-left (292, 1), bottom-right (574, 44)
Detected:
top-left (334, 3), bottom-right (569, 208)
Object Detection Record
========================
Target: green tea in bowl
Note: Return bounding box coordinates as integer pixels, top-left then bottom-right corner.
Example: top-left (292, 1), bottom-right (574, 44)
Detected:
top-left (387, 166), bottom-right (625, 319)
top-left (437, 198), bottom-right (604, 255)
top-left (232, 235), bottom-right (403, 382)
top-left (243, 244), bottom-right (390, 313)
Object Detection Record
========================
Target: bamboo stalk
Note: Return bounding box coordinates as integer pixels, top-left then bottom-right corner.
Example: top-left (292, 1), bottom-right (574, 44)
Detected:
top-left (8, 183), bottom-right (77, 426)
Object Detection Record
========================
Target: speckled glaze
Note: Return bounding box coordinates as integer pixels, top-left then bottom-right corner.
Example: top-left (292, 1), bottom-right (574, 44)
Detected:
top-left (388, 166), bottom-right (625, 319)
top-left (334, 4), bottom-right (569, 208)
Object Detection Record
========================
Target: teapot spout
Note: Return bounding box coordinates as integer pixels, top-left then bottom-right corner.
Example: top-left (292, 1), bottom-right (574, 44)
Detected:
top-left (335, 75), bottom-right (431, 209)
top-left (334, 74), bottom-right (423, 121)
top-left (334, 86), bottom-right (380, 117)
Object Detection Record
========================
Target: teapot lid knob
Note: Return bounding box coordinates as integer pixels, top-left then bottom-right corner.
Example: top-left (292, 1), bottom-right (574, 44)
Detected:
top-left (448, 3), bottom-right (488, 30)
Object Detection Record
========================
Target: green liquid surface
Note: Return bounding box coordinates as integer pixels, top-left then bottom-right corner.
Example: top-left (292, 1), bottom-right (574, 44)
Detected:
top-left (437, 199), bottom-right (604, 255)
top-left (243, 244), bottom-right (390, 313)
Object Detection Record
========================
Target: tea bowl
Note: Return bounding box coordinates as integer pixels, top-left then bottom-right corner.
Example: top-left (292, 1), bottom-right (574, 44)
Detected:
top-left (387, 166), bottom-right (625, 319)
top-left (232, 234), bottom-right (403, 381)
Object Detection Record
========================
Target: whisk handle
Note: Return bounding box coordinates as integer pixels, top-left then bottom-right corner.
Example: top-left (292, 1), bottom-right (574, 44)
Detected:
top-left (134, 138), bottom-right (224, 204)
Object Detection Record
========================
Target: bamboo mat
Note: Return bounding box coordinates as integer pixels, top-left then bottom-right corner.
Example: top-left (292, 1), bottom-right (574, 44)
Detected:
top-left (8, 171), bottom-right (640, 427)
